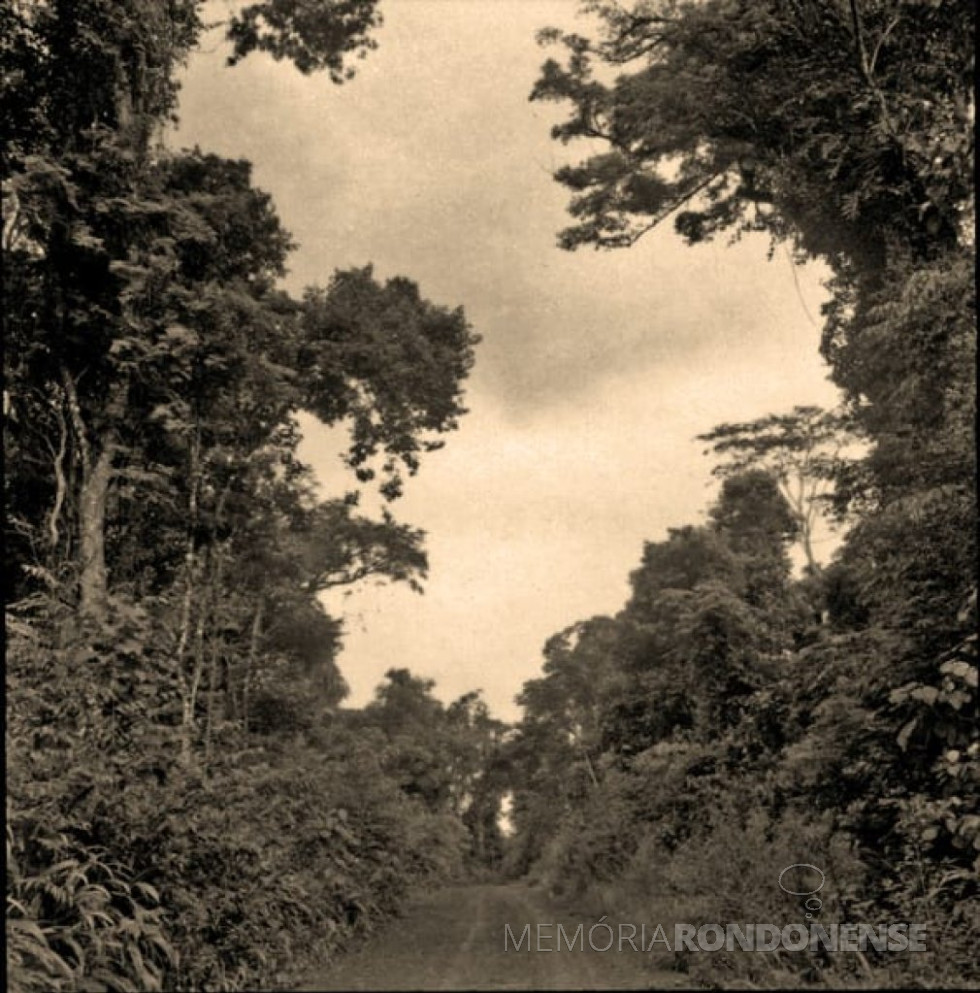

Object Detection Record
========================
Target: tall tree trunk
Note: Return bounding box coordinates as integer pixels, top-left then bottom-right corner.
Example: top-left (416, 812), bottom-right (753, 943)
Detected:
top-left (183, 573), bottom-right (208, 763)
top-left (242, 600), bottom-right (264, 731)
top-left (203, 549), bottom-right (225, 764)
top-left (474, 817), bottom-right (486, 866)
top-left (175, 554), bottom-right (196, 767)
top-left (63, 369), bottom-right (127, 623)
top-left (78, 442), bottom-right (113, 621)
top-left (176, 429), bottom-right (202, 767)
top-left (204, 636), bottom-right (220, 764)
top-left (47, 393), bottom-right (69, 552)
top-left (580, 745), bottom-right (600, 791)
top-left (781, 473), bottom-right (821, 576)
top-left (222, 656), bottom-right (236, 722)
top-left (800, 525), bottom-right (819, 576)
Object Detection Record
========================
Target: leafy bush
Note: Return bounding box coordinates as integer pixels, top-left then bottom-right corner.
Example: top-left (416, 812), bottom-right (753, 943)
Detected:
top-left (6, 820), bottom-right (175, 993)
top-left (6, 605), bottom-right (472, 992)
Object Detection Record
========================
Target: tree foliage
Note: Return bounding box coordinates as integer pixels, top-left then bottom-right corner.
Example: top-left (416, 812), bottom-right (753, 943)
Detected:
top-left (505, 3), bottom-right (977, 985)
top-left (699, 406), bottom-right (860, 570)
top-left (532, 0), bottom-right (973, 259)
top-left (226, 0), bottom-right (382, 79)
top-left (3, 2), bottom-right (496, 989)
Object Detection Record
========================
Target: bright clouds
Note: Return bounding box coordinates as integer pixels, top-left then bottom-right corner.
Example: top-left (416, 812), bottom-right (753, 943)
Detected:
top-left (174, 0), bottom-right (842, 720)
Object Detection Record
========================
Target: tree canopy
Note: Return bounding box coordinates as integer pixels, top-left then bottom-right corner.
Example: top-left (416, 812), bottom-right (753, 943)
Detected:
top-left (4, 4), bottom-right (496, 989)
top-left (504, 3), bottom-right (977, 985)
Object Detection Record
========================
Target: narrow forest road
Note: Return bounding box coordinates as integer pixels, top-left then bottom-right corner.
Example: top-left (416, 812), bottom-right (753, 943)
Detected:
top-left (296, 883), bottom-right (692, 991)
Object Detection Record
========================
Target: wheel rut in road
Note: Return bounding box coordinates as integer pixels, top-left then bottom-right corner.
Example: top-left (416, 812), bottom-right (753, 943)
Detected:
top-left (296, 882), bottom-right (691, 991)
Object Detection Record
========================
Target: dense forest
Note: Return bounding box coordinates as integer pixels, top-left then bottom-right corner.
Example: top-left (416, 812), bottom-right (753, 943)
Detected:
top-left (4, 1), bottom-right (976, 991)
top-left (4, 1), bottom-right (508, 990)
top-left (503, 0), bottom-right (977, 988)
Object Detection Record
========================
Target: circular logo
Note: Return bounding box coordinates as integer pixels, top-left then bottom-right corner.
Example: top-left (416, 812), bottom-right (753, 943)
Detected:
top-left (778, 863), bottom-right (825, 897)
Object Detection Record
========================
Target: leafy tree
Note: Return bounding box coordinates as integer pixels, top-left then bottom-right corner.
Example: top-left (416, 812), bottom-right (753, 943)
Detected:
top-left (519, 618), bottom-right (620, 781)
top-left (226, 0), bottom-right (382, 79)
top-left (445, 691), bottom-right (509, 867)
top-left (531, 1), bottom-right (975, 598)
top-left (531, 0), bottom-right (973, 261)
top-left (699, 407), bottom-right (860, 571)
top-left (626, 524), bottom-right (741, 614)
top-left (299, 267), bottom-right (479, 502)
top-left (291, 501), bottom-right (428, 594)
top-left (359, 669), bottom-right (454, 811)
top-left (3, 4), bottom-right (493, 987)
top-left (513, 3), bottom-right (976, 982)
top-left (3, 0), bottom-right (450, 618)
top-left (708, 469), bottom-right (799, 609)
top-left (2, 0), bottom-right (380, 160)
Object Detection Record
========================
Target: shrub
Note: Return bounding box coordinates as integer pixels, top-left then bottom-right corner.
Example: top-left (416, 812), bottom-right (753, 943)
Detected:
top-left (6, 606), bottom-right (471, 992)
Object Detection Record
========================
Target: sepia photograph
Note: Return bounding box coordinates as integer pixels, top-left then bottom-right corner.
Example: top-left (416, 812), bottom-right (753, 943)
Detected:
top-left (4, 0), bottom-right (976, 990)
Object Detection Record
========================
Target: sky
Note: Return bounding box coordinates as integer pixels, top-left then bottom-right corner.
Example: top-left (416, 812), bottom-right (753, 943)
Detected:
top-left (173, 0), bottom-right (842, 722)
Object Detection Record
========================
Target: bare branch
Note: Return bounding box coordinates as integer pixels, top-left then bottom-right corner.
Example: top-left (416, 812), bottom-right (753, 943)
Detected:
top-left (869, 13), bottom-right (901, 78)
top-left (848, 0), bottom-right (898, 138)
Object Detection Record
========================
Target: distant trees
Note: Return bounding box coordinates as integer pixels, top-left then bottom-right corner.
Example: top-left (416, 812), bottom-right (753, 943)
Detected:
top-left (699, 407), bottom-right (861, 572)
top-left (356, 670), bottom-right (509, 864)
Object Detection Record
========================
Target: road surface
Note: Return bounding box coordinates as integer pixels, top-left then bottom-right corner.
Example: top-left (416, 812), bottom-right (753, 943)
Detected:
top-left (296, 882), bottom-right (693, 991)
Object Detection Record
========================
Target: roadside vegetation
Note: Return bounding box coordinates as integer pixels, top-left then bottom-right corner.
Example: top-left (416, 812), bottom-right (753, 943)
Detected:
top-left (4, 2), bottom-right (508, 989)
top-left (504, 1), bottom-right (977, 987)
top-left (5, 2), bottom-right (975, 991)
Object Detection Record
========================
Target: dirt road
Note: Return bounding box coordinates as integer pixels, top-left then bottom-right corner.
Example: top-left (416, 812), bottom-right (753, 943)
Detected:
top-left (296, 882), bottom-right (691, 991)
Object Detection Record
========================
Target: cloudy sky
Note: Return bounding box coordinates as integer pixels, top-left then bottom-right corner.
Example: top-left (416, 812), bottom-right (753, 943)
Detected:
top-left (174, 0), bottom-right (842, 721)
